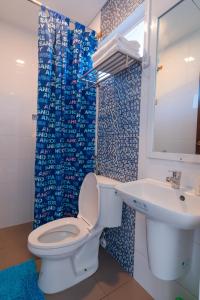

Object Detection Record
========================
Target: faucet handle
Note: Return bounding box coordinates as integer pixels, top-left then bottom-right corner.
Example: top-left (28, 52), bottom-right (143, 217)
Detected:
top-left (168, 170), bottom-right (182, 179)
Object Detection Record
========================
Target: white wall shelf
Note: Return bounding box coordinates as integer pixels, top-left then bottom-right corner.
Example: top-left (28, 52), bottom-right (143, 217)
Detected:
top-left (80, 51), bottom-right (142, 89)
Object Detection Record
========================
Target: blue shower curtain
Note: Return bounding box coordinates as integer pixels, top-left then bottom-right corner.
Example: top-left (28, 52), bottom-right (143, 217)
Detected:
top-left (34, 7), bottom-right (97, 228)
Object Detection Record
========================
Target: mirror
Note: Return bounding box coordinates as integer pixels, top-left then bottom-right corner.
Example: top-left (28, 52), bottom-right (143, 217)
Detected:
top-left (153, 0), bottom-right (200, 155)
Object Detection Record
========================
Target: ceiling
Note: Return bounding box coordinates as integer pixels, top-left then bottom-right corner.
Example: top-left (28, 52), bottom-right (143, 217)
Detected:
top-left (0, 0), bottom-right (106, 33)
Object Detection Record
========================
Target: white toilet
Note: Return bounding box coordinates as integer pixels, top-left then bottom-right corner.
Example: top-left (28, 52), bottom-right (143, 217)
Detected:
top-left (28, 173), bottom-right (122, 294)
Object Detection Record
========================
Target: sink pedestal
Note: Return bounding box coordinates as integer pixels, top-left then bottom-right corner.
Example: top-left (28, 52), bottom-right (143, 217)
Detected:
top-left (116, 178), bottom-right (200, 281)
top-left (146, 218), bottom-right (193, 280)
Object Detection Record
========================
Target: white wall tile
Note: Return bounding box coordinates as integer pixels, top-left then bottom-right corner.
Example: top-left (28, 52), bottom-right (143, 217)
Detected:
top-left (0, 156), bottom-right (34, 185)
top-left (0, 182), bottom-right (33, 228)
top-left (0, 20), bottom-right (37, 228)
top-left (89, 11), bottom-right (101, 32)
top-left (135, 212), bottom-right (148, 257)
top-left (0, 112), bottom-right (18, 136)
top-left (179, 243), bottom-right (200, 298)
top-left (0, 111), bottom-right (34, 137)
top-left (0, 136), bottom-right (34, 161)
top-left (194, 229), bottom-right (200, 245)
top-left (134, 250), bottom-right (197, 300)
top-left (135, 0), bottom-right (200, 298)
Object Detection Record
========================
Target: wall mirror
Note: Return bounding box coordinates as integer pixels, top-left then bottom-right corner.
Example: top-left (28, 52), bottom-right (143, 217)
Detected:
top-left (152, 0), bottom-right (200, 158)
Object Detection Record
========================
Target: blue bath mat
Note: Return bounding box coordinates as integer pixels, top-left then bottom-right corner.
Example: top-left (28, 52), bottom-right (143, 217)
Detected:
top-left (0, 259), bottom-right (45, 300)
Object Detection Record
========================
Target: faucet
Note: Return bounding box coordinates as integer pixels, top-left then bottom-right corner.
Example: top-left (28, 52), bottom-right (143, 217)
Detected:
top-left (166, 170), bottom-right (182, 189)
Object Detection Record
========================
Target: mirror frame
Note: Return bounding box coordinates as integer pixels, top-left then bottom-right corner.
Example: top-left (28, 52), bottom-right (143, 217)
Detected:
top-left (146, 0), bottom-right (200, 164)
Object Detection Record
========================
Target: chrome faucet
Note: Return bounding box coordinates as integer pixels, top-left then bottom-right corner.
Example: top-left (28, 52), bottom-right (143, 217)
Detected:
top-left (166, 171), bottom-right (182, 189)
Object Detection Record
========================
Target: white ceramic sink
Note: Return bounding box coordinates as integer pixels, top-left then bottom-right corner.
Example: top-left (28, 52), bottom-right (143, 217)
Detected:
top-left (116, 178), bottom-right (200, 280)
top-left (116, 178), bottom-right (200, 230)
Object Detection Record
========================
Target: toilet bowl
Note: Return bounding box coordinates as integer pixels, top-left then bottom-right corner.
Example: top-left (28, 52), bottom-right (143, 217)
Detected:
top-left (28, 173), bottom-right (122, 294)
top-left (28, 217), bottom-right (91, 257)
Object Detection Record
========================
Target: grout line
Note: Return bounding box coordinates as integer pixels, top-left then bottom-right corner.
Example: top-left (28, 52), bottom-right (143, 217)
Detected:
top-left (99, 278), bottom-right (132, 299)
top-left (100, 280), bottom-right (132, 299)
top-left (99, 293), bottom-right (108, 299)
top-left (94, 280), bottom-right (108, 297)
top-left (175, 280), bottom-right (198, 300)
top-left (134, 248), bottom-right (148, 260)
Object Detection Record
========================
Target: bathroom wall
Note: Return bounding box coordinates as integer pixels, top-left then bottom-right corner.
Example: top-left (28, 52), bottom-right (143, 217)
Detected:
top-left (97, 0), bottom-right (143, 276)
top-left (89, 12), bottom-right (101, 32)
top-left (101, 0), bottom-right (144, 37)
top-left (97, 64), bottom-right (141, 275)
top-left (135, 0), bottom-right (200, 299)
top-left (97, 0), bottom-right (200, 298)
top-left (0, 20), bottom-right (37, 228)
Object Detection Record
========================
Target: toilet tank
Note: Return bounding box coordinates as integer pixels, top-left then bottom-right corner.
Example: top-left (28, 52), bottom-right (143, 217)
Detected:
top-left (96, 175), bottom-right (122, 228)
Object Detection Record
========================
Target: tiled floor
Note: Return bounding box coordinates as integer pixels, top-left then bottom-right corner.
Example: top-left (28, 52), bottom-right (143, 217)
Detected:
top-left (0, 222), bottom-right (153, 300)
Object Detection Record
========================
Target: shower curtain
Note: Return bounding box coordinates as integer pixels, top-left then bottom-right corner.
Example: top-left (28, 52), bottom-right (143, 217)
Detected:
top-left (34, 7), bottom-right (97, 228)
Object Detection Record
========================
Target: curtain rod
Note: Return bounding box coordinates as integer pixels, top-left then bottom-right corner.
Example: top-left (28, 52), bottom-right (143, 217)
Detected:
top-left (26, 0), bottom-right (94, 32)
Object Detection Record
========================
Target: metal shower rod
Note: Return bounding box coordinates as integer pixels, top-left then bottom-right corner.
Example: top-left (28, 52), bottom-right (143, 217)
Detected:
top-left (26, 0), bottom-right (93, 31)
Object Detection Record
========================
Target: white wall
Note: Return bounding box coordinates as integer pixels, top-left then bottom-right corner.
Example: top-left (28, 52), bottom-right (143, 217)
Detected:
top-left (89, 11), bottom-right (101, 33)
top-left (0, 20), bottom-right (37, 228)
top-left (135, 0), bottom-right (200, 299)
top-left (0, 3), bottom-right (100, 230)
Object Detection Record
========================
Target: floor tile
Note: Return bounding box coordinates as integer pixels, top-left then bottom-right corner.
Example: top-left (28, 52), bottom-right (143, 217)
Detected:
top-left (93, 248), bottom-right (132, 294)
top-left (0, 222), bottom-right (34, 270)
top-left (0, 222), bottom-right (32, 249)
top-left (35, 258), bottom-right (41, 272)
top-left (105, 280), bottom-right (153, 300)
top-left (0, 246), bottom-right (33, 270)
top-left (45, 276), bottom-right (105, 300)
top-left (0, 223), bottom-right (153, 300)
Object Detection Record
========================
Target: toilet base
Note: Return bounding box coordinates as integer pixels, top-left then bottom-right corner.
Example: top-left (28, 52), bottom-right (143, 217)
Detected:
top-left (38, 256), bottom-right (98, 294)
top-left (38, 230), bottom-right (102, 294)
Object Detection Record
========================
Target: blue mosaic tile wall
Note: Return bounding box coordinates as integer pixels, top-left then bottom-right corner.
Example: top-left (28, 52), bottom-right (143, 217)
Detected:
top-left (98, 0), bottom-right (143, 277)
top-left (97, 62), bottom-right (142, 276)
top-left (101, 0), bottom-right (144, 37)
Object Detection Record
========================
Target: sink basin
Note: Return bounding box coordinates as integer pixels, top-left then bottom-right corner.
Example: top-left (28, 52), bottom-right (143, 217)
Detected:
top-left (115, 178), bottom-right (200, 230)
top-left (115, 178), bottom-right (200, 281)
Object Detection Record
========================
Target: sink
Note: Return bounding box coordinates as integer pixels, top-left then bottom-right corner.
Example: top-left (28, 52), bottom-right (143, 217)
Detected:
top-left (115, 178), bottom-right (200, 280)
top-left (115, 178), bottom-right (200, 230)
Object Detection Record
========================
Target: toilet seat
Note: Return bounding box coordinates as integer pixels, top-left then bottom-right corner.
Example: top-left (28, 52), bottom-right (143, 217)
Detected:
top-left (28, 217), bottom-right (89, 250)
top-left (29, 173), bottom-right (100, 254)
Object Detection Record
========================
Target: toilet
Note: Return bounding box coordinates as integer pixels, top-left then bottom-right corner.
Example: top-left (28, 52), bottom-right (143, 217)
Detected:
top-left (28, 173), bottom-right (122, 294)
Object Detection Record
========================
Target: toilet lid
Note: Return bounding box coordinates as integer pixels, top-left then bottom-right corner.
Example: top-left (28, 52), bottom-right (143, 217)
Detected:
top-left (78, 173), bottom-right (99, 229)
